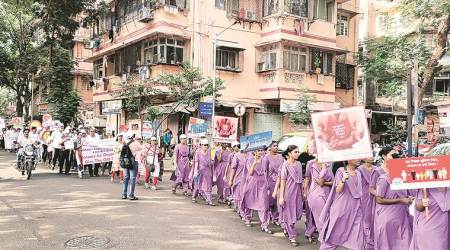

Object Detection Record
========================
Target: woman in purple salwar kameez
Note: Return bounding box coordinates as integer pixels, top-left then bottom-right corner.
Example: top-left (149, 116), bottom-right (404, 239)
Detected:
top-left (304, 159), bottom-right (333, 244)
top-left (374, 147), bottom-right (413, 250)
top-left (172, 134), bottom-right (190, 195)
top-left (278, 145), bottom-right (303, 247)
top-left (191, 138), bottom-right (215, 206)
top-left (410, 187), bottom-right (449, 250)
top-left (318, 159), bottom-right (364, 250)
top-left (240, 148), bottom-right (273, 234)
top-left (263, 142), bottom-right (284, 225)
top-left (357, 157), bottom-right (379, 250)
top-left (224, 142), bottom-right (239, 206)
top-left (228, 142), bottom-right (249, 216)
top-left (214, 144), bottom-right (231, 203)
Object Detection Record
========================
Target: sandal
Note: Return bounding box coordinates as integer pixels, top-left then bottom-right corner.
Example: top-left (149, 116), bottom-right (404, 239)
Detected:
top-left (283, 230), bottom-right (289, 238)
top-left (129, 196), bottom-right (139, 201)
top-left (261, 228), bottom-right (273, 234)
top-left (245, 221), bottom-right (252, 227)
top-left (306, 236), bottom-right (317, 244)
top-left (121, 195), bottom-right (127, 199)
top-left (290, 240), bottom-right (299, 247)
top-left (172, 187), bottom-right (176, 194)
top-left (207, 202), bottom-right (216, 206)
top-left (191, 198), bottom-right (197, 203)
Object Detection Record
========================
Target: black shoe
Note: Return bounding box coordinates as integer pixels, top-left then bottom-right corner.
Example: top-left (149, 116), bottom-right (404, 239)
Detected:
top-left (121, 195), bottom-right (127, 199)
top-left (129, 196), bottom-right (138, 200)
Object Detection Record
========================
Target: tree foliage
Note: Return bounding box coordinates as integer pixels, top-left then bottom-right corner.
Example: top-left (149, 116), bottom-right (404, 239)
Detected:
top-left (358, 36), bottom-right (431, 99)
top-left (289, 88), bottom-right (316, 126)
top-left (0, 0), bottom-right (44, 118)
top-left (39, 45), bottom-right (80, 125)
top-left (117, 63), bottom-right (224, 130)
top-left (0, 87), bottom-right (16, 117)
top-left (359, 0), bottom-right (450, 107)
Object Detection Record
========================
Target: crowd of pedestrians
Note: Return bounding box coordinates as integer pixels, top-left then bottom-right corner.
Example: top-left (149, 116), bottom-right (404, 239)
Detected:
top-left (1, 124), bottom-right (448, 249)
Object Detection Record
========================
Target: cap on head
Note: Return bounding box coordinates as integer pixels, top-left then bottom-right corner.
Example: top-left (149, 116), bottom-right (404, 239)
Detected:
top-left (179, 134), bottom-right (187, 139)
top-left (231, 141), bottom-right (240, 147)
top-left (200, 138), bottom-right (209, 145)
top-left (150, 136), bottom-right (157, 141)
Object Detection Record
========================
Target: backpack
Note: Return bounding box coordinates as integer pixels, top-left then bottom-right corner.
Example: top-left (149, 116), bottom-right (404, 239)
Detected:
top-left (120, 141), bottom-right (135, 169)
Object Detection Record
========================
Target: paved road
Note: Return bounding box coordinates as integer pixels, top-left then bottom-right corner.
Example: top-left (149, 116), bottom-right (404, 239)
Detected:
top-left (0, 152), bottom-right (320, 250)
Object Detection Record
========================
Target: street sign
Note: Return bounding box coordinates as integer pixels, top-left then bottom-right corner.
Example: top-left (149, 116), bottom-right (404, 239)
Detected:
top-left (199, 102), bottom-right (213, 117)
top-left (234, 103), bottom-right (246, 117)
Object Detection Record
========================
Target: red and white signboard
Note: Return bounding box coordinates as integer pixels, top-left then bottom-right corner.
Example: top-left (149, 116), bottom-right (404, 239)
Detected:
top-left (387, 155), bottom-right (450, 190)
top-left (213, 116), bottom-right (238, 143)
top-left (311, 106), bottom-right (373, 163)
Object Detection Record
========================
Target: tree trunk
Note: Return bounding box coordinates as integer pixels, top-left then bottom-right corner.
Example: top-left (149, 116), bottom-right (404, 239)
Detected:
top-left (418, 14), bottom-right (450, 107)
top-left (15, 92), bottom-right (23, 117)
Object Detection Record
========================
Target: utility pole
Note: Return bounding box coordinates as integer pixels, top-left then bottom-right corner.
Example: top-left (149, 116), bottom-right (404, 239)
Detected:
top-left (406, 70), bottom-right (413, 157)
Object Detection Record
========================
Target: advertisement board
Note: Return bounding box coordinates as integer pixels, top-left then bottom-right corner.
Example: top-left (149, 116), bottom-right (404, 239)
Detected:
top-left (387, 155), bottom-right (450, 190)
top-left (311, 106), bottom-right (372, 163)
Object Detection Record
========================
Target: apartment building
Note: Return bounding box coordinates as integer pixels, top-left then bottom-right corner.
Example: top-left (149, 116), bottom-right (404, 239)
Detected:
top-left (86, 0), bottom-right (359, 139)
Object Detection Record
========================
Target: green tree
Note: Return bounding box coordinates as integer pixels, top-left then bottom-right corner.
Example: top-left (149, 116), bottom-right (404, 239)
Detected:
top-left (358, 36), bottom-right (430, 100)
top-left (288, 88), bottom-right (316, 126)
top-left (39, 45), bottom-right (80, 125)
top-left (359, 0), bottom-right (450, 107)
top-left (0, 87), bottom-right (16, 117)
top-left (117, 63), bottom-right (224, 134)
top-left (0, 0), bottom-right (44, 119)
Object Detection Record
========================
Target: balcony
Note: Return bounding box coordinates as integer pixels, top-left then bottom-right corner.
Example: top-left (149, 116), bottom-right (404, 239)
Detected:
top-left (259, 69), bottom-right (336, 102)
top-left (226, 0), bottom-right (263, 29)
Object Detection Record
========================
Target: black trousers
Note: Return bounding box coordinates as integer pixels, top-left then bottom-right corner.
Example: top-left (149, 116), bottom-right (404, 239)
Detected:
top-left (42, 144), bottom-right (48, 162)
top-left (52, 148), bottom-right (62, 167)
top-left (59, 149), bottom-right (72, 174)
top-left (87, 163), bottom-right (100, 176)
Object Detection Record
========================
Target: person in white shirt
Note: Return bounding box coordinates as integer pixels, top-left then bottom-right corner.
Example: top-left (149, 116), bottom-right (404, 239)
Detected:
top-left (16, 128), bottom-right (38, 174)
top-left (48, 124), bottom-right (64, 170)
top-left (85, 128), bottom-right (101, 176)
top-left (59, 128), bottom-right (74, 174)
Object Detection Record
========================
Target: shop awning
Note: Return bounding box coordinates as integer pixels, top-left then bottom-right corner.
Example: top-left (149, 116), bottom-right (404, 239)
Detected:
top-left (217, 100), bottom-right (263, 109)
top-left (217, 40), bottom-right (246, 51)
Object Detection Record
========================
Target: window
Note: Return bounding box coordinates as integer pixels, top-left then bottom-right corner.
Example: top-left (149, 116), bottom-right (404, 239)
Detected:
top-left (434, 79), bottom-right (450, 95)
top-left (285, 0), bottom-right (308, 17)
top-left (335, 63), bottom-right (355, 89)
top-left (263, 0), bottom-right (278, 17)
top-left (216, 48), bottom-right (239, 71)
top-left (165, 0), bottom-right (186, 8)
top-left (215, 0), bottom-right (226, 10)
top-left (337, 15), bottom-right (349, 36)
top-left (283, 46), bottom-right (307, 72)
top-left (310, 48), bottom-right (333, 74)
top-left (144, 37), bottom-right (185, 65)
top-left (314, 0), bottom-right (333, 22)
top-left (94, 59), bottom-right (103, 80)
top-left (258, 46), bottom-right (277, 71)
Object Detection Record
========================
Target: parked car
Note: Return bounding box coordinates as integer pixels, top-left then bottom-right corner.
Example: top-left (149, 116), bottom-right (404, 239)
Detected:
top-left (277, 132), bottom-right (312, 154)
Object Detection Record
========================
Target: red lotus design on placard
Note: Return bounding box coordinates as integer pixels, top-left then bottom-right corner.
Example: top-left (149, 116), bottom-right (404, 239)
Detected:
top-left (215, 117), bottom-right (236, 138)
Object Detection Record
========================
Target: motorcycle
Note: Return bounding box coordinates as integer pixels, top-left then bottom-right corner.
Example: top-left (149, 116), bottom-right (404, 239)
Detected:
top-left (17, 144), bottom-right (38, 180)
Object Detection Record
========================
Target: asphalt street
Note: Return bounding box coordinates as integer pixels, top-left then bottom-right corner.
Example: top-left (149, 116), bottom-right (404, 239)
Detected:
top-left (0, 152), bottom-right (321, 250)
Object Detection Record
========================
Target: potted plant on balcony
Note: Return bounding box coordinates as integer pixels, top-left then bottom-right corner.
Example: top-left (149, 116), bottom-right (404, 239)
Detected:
top-left (314, 57), bottom-right (322, 74)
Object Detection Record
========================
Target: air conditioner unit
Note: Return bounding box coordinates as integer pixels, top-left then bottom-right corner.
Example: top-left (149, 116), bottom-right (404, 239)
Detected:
top-left (257, 62), bottom-right (267, 72)
top-left (246, 10), bottom-right (256, 21)
top-left (138, 7), bottom-right (154, 22)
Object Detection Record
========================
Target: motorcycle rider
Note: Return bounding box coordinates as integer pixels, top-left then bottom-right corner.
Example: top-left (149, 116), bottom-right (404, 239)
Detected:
top-left (16, 128), bottom-right (38, 175)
